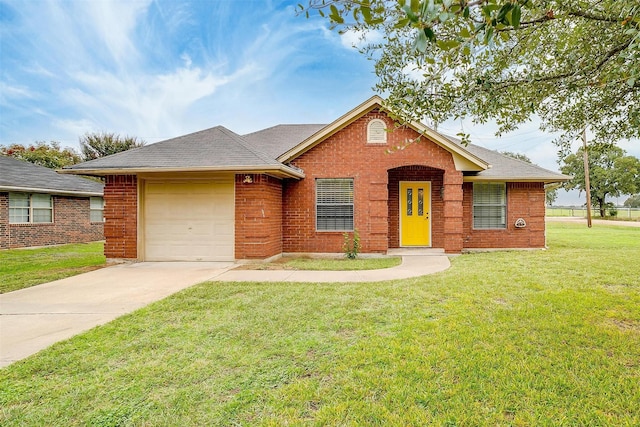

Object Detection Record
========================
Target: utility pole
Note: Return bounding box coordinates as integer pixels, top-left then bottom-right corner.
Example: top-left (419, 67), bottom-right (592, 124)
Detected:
top-left (582, 128), bottom-right (592, 228)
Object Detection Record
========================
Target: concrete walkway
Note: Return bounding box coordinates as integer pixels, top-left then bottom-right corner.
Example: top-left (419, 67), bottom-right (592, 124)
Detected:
top-left (0, 254), bottom-right (449, 368)
top-left (214, 253), bottom-right (450, 283)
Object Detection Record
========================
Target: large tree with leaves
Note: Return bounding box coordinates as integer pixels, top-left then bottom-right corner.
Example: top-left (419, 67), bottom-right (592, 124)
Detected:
top-left (1, 141), bottom-right (81, 169)
top-left (560, 144), bottom-right (640, 216)
top-left (624, 194), bottom-right (640, 208)
top-left (80, 132), bottom-right (145, 161)
top-left (301, 1), bottom-right (639, 148)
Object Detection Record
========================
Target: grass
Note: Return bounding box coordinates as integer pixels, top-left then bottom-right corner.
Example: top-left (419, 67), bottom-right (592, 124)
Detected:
top-left (240, 256), bottom-right (402, 271)
top-left (1, 223), bottom-right (639, 425)
top-left (0, 242), bottom-right (106, 293)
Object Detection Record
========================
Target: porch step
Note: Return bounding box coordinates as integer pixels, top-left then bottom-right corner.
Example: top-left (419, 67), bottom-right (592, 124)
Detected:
top-left (387, 248), bottom-right (446, 256)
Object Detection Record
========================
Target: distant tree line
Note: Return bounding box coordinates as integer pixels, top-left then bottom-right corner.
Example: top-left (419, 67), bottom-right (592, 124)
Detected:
top-left (1, 132), bottom-right (145, 169)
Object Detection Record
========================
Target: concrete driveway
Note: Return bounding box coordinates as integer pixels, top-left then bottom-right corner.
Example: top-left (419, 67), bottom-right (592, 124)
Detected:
top-left (0, 262), bottom-right (233, 368)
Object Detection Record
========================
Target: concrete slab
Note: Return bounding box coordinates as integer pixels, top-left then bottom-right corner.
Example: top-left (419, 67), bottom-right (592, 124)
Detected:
top-left (0, 262), bottom-right (233, 368)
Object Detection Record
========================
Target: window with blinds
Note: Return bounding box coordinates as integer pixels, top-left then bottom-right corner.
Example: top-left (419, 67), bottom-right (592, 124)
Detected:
top-left (316, 178), bottom-right (354, 231)
top-left (9, 193), bottom-right (53, 223)
top-left (367, 119), bottom-right (387, 144)
top-left (473, 182), bottom-right (506, 229)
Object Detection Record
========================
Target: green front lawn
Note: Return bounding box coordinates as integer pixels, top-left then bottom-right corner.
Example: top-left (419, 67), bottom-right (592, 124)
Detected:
top-left (240, 256), bottom-right (402, 271)
top-left (0, 242), bottom-right (105, 293)
top-left (1, 224), bottom-right (639, 425)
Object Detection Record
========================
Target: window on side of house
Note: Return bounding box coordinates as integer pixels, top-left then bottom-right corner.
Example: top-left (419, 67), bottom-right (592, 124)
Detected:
top-left (90, 197), bottom-right (105, 222)
top-left (367, 119), bottom-right (387, 144)
top-left (9, 193), bottom-right (53, 224)
top-left (316, 178), bottom-right (354, 231)
top-left (473, 182), bottom-right (506, 229)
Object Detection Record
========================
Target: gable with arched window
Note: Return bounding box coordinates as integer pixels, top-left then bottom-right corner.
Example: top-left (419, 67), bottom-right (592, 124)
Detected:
top-left (367, 119), bottom-right (387, 144)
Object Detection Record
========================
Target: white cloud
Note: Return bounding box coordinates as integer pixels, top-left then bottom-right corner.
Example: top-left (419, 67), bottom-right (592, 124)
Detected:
top-left (82, 0), bottom-right (151, 67)
top-left (0, 82), bottom-right (37, 101)
top-left (339, 28), bottom-right (383, 49)
top-left (53, 118), bottom-right (97, 141)
top-left (1, 0), bottom-right (377, 148)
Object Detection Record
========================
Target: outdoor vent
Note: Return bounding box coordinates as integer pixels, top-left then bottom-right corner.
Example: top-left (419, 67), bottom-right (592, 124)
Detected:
top-left (515, 218), bottom-right (527, 228)
top-left (367, 119), bottom-right (387, 143)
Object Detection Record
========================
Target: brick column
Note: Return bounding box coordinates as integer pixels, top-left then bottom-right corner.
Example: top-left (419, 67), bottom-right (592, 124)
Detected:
top-left (104, 175), bottom-right (137, 260)
top-left (235, 174), bottom-right (283, 259)
top-left (443, 171), bottom-right (464, 253)
top-left (366, 181), bottom-right (389, 252)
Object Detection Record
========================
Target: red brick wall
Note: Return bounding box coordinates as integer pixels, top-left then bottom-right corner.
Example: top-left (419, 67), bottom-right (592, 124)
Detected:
top-left (282, 109), bottom-right (458, 254)
top-left (0, 192), bottom-right (103, 249)
top-left (235, 174), bottom-right (283, 259)
top-left (104, 175), bottom-right (137, 259)
top-left (462, 182), bottom-right (547, 249)
top-left (0, 193), bottom-right (10, 249)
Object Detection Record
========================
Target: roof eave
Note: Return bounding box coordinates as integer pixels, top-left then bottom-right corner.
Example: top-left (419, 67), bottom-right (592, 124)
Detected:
top-left (58, 164), bottom-right (305, 179)
top-left (0, 185), bottom-right (103, 197)
top-left (463, 175), bottom-right (571, 183)
top-left (408, 123), bottom-right (489, 171)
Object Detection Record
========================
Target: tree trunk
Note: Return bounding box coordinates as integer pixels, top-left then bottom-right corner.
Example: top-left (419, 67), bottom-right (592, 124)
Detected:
top-left (597, 197), bottom-right (606, 217)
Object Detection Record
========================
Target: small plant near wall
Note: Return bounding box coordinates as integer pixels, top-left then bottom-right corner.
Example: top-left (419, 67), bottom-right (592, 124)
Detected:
top-left (343, 229), bottom-right (360, 259)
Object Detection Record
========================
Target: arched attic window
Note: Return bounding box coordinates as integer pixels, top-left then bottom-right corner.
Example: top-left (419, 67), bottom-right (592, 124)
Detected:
top-left (367, 119), bottom-right (387, 144)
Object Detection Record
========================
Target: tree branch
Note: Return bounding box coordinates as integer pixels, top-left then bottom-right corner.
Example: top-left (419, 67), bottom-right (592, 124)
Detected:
top-left (593, 39), bottom-right (633, 71)
top-left (567, 9), bottom-right (621, 23)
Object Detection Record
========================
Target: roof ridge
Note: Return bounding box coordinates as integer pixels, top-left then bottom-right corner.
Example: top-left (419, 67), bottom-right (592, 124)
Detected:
top-left (243, 123), bottom-right (328, 137)
top-left (216, 126), bottom-right (280, 165)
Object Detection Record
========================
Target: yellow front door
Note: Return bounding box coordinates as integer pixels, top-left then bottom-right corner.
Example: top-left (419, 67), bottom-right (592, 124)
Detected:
top-left (400, 181), bottom-right (431, 246)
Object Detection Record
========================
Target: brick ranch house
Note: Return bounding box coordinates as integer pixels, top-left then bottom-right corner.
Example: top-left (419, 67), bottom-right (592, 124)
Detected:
top-left (1, 156), bottom-right (104, 249)
top-left (60, 96), bottom-right (569, 262)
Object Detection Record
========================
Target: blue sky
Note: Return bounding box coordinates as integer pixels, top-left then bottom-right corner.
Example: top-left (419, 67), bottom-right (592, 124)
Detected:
top-left (1, 0), bottom-right (637, 205)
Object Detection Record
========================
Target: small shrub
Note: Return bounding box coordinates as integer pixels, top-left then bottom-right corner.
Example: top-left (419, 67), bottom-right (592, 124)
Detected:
top-left (343, 229), bottom-right (360, 259)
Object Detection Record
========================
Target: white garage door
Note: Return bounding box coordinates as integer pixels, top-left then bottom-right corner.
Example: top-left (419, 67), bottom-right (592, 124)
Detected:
top-left (143, 179), bottom-right (234, 261)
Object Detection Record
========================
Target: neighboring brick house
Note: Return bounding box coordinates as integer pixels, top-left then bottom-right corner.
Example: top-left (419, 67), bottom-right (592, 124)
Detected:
top-left (60, 96), bottom-right (569, 262)
top-left (0, 156), bottom-right (104, 249)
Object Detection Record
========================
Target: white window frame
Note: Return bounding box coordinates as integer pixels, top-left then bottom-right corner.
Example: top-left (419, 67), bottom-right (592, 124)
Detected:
top-left (90, 197), bottom-right (105, 223)
top-left (9, 193), bottom-right (53, 224)
top-left (316, 178), bottom-right (354, 231)
top-left (473, 182), bottom-right (506, 229)
top-left (367, 119), bottom-right (387, 144)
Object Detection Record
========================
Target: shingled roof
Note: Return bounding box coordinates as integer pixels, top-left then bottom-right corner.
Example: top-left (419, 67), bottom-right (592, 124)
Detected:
top-left (243, 124), bottom-right (326, 159)
top-left (461, 143), bottom-right (570, 182)
top-left (244, 124), bottom-right (568, 183)
top-left (60, 100), bottom-right (568, 184)
top-left (62, 126), bottom-right (304, 178)
top-left (0, 156), bottom-right (103, 196)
